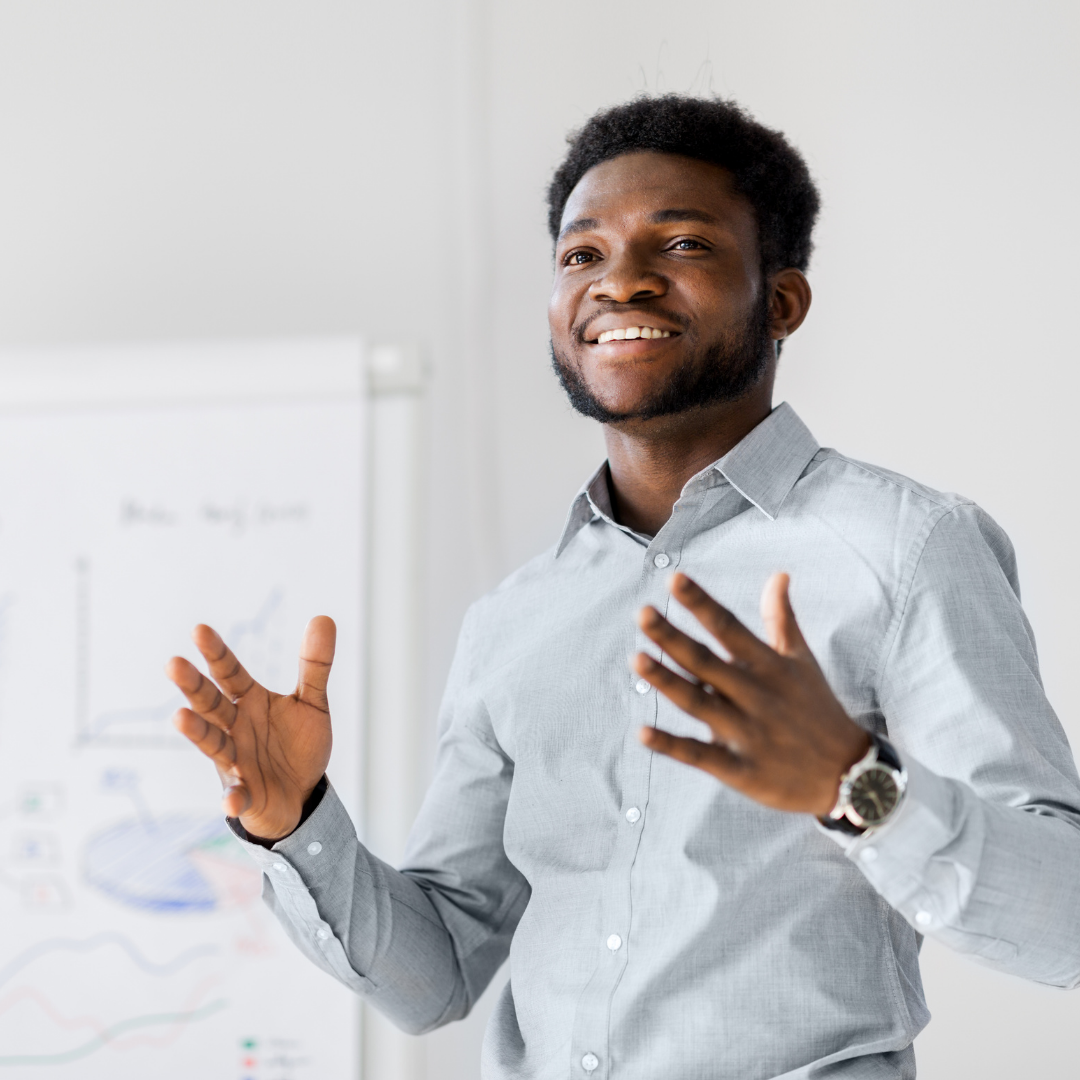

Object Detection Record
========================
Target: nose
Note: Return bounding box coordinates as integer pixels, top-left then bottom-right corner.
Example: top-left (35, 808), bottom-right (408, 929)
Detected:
top-left (588, 248), bottom-right (667, 304)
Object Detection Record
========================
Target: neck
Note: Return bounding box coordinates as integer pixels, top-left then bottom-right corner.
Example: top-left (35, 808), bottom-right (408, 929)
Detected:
top-left (603, 379), bottom-right (774, 536)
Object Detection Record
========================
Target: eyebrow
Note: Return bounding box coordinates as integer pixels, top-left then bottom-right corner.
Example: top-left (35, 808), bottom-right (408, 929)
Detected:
top-left (558, 207), bottom-right (719, 241)
top-left (648, 208), bottom-right (719, 226)
top-left (558, 217), bottom-right (599, 240)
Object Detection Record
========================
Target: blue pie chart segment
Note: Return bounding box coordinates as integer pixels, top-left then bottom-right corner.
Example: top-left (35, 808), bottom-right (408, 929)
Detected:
top-left (84, 814), bottom-right (233, 913)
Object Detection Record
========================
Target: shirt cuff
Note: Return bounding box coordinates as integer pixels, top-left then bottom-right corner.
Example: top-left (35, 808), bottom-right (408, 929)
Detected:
top-left (226, 779), bottom-right (374, 995)
top-left (228, 775), bottom-right (328, 848)
top-left (227, 778), bottom-right (354, 869)
top-left (816, 751), bottom-right (959, 929)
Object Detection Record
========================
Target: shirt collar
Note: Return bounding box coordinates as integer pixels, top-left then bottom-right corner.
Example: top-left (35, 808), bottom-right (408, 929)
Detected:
top-left (713, 401), bottom-right (820, 520)
top-left (555, 402), bottom-right (819, 557)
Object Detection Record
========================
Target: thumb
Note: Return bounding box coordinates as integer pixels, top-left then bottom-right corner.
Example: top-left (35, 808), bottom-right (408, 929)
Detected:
top-left (760, 573), bottom-right (811, 659)
top-left (296, 615), bottom-right (337, 712)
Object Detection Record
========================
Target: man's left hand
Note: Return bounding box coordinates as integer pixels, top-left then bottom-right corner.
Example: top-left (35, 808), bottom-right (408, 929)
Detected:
top-left (633, 572), bottom-right (870, 816)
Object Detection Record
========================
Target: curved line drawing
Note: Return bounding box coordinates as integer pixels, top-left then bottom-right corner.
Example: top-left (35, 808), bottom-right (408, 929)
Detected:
top-left (0, 973), bottom-right (222, 1054)
top-left (0, 934), bottom-right (218, 992)
top-left (0, 998), bottom-right (228, 1067)
top-left (0, 974), bottom-right (221, 1029)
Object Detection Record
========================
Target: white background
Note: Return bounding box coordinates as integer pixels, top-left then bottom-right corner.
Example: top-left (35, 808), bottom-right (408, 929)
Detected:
top-left (1, 2), bottom-right (1078, 1077)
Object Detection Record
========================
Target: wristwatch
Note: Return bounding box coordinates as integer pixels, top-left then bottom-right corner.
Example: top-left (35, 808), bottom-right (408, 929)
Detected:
top-left (821, 732), bottom-right (906, 836)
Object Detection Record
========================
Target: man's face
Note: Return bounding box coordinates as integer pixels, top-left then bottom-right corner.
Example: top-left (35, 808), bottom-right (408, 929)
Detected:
top-left (549, 151), bottom-right (772, 424)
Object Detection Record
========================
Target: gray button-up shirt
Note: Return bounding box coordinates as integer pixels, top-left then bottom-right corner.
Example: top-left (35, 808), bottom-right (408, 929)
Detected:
top-left (238, 403), bottom-right (1080, 1079)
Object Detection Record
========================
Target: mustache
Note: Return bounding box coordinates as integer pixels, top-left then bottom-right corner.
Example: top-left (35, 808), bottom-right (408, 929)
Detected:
top-left (574, 304), bottom-right (691, 344)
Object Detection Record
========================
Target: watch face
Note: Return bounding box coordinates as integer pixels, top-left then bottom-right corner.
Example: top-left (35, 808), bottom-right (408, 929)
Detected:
top-left (848, 766), bottom-right (900, 826)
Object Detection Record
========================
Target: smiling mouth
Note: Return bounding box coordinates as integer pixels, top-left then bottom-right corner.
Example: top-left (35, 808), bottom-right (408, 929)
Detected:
top-left (588, 325), bottom-right (677, 344)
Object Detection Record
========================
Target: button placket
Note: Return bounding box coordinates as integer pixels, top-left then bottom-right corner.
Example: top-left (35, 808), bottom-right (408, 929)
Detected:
top-left (570, 506), bottom-right (698, 1080)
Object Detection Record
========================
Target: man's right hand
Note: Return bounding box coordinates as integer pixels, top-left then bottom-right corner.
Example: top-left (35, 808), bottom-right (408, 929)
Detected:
top-left (165, 616), bottom-right (336, 841)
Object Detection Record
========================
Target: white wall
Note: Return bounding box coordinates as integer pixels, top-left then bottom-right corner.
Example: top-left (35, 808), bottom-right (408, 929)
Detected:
top-left (3, 2), bottom-right (1079, 1077)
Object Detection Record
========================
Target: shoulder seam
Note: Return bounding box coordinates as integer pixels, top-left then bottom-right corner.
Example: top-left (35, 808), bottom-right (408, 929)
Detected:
top-left (872, 502), bottom-right (966, 700)
top-left (812, 450), bottom-right (972, 512)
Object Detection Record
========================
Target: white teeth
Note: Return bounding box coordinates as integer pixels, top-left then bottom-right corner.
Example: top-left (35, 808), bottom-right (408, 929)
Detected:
top-left (595, 327), bottom-right (674, 344)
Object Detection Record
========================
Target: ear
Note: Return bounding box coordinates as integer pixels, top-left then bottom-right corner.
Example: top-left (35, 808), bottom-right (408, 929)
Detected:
top-left (769, 269), bottom-right (812, 342)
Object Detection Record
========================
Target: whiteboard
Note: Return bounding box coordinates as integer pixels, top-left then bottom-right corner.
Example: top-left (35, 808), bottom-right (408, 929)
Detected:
top-left (0, 339), bottom-right (365, 1079)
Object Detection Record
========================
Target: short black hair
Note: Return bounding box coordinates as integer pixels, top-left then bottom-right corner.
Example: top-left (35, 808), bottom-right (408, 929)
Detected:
top-left (547, 95), bottom-right (821, 276)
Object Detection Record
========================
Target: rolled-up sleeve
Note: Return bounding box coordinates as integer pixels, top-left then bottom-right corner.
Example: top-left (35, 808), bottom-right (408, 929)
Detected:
top-left (830, 502), bottom-right (1080, 987)
top-left (233, 604), bottom-right (529, 1033)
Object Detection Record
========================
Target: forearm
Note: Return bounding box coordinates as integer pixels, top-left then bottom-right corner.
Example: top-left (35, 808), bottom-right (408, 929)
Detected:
top-left (830, 754), bottom-right (1080, 987)
top-left (233, 782), bottom-right (473, 1033)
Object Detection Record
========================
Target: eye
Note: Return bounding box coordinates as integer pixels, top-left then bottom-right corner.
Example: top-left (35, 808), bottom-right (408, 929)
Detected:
top-left (563, 250), bottom-right (598, 266)
top-left (669, 238), bottom-right (707, 251)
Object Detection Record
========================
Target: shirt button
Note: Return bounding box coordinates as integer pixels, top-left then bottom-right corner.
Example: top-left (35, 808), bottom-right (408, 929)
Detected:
top-left (859, 846), bottom-right (878, 864)
top-left (625, 806), bottom-right (641, 824)
top-left (653, 552), bottom-right (670, 569)
top-left (607, 934), bottom-right (622, 951)
top-left (316, 928), bottom-right (330, 941)
top-left (272, 862), bottom-right (288, 874)
top-left (307, 842), bottom-right (323, 856)
top-left (634, 678), bottom-right (650, 695)
top-left (581, 1053), bottom-right (599, 1073)
top-left (915, 910), bottom-right (933, 926)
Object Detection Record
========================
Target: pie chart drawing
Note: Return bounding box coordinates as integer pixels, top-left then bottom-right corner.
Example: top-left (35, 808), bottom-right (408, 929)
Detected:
top-left (84, 814), bottom-right (262, 913)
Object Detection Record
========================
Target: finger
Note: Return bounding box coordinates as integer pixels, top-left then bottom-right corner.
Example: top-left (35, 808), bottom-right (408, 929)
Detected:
top-left (297, 616), bottom-right (336, 713)
top-left (632, 652), bottom-right (750, 745)
top-left (165, 656), bottom-right (237, 730)
top-left (207, 761), bottom-right (252, 819)
top-left (191, 624), bottom-right (257, 700)
top-left (759, 573), bottom-right (812, 660)
top-left (639, 725), bottom-right (745, 783)
top-left (669, 573), bottom-right (775, 667)
top-left (172, 707), bottom-right (238, 769)
top-left (221, 778), bottom-right (252, 819)
top-left (636, 606), bottom-right (760, 706)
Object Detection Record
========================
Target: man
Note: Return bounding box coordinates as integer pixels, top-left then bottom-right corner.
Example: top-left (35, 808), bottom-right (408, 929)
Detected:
top-left (167, 96), bottom-right (1080, 1078)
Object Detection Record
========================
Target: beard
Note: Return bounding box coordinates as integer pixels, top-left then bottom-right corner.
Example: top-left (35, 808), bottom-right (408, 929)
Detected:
top-left (550, 290), bottom-right (773, 424)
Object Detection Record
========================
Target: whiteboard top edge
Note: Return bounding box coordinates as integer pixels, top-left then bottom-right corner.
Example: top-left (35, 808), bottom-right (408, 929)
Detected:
top-left (0, 336), bottom-right (365, 409)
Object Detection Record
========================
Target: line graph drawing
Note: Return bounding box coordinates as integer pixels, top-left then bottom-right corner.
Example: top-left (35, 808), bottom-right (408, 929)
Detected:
top-left (0, 996), bottom-right (228, 1067)
top-left (0, 934), bottom-right (218, 992)
top-left (0, 935), bottom-right (224, 1068)
top-left (75, 564), bottom-right (285, 748)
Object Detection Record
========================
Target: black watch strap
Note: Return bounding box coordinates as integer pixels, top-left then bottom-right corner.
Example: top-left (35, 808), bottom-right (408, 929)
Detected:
top-left (870, 732), bottom-right (901, 771)
top-left (819, 810), bottom-right (866, 836)
top-left (818, 733), bottom-right (901, 836)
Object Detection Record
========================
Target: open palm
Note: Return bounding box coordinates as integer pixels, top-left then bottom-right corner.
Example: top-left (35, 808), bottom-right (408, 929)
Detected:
top-left (166, 616), bottom-right (336, 840)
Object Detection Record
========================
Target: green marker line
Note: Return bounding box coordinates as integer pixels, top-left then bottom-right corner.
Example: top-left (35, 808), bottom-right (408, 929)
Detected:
top-left (0, 998), bottom-right (228, 1067)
